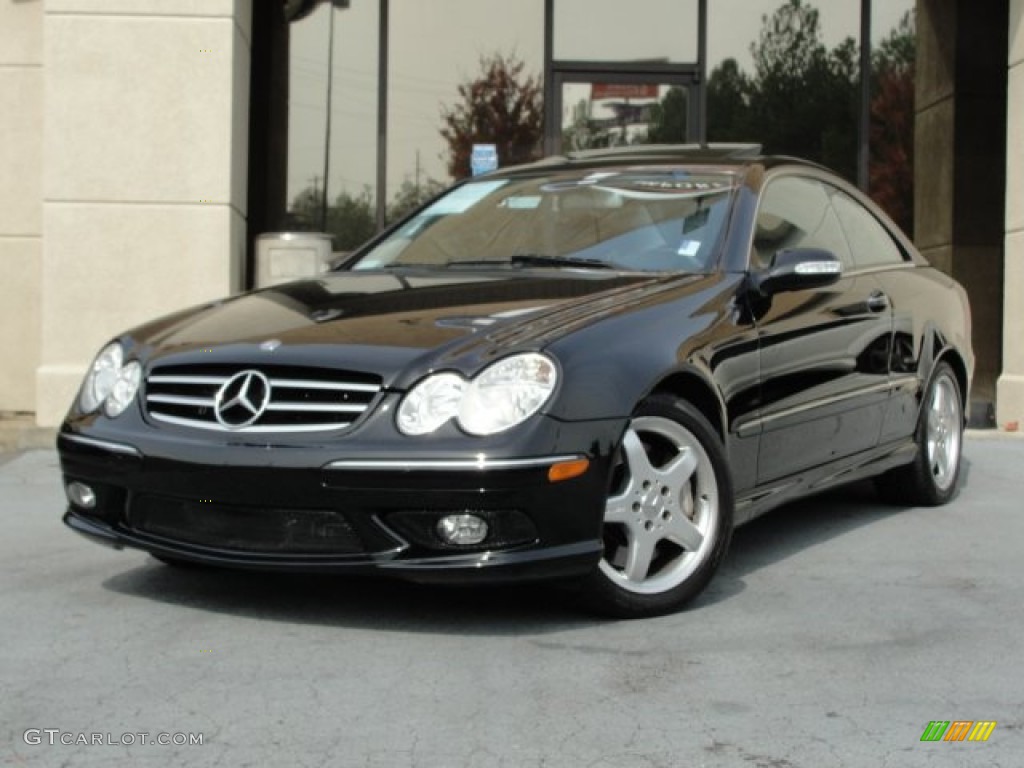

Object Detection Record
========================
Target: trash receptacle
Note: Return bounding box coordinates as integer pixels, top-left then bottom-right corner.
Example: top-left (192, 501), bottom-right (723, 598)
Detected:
top-left (255, 232), bottom-right (334, 288)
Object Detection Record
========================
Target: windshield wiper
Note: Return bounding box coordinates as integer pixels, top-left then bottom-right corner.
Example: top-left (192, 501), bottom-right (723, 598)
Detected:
top-left (448, 254), bottom-right (618, 270)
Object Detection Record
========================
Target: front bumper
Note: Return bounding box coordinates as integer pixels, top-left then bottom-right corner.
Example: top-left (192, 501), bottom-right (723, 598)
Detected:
top-left (57, 419), bottom-right (621, 584)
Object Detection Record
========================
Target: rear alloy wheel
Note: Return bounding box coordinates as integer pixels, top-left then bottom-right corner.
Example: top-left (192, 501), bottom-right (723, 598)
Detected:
top-left (877, 361), bottom-right (964, 506)
top-left (585, 395), bottom-right (733, 618)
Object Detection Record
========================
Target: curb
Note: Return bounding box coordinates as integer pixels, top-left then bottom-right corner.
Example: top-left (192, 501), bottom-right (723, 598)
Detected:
top-left (0, 415), bottom-right (58, 454)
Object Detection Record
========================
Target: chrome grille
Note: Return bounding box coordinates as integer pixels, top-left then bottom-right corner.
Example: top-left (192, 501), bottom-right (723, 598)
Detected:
top-left (145, 364), bottom-right (382, 433)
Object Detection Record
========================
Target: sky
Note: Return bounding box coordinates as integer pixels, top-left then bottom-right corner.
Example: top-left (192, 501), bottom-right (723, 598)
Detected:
top-left (287, 0), bottom-right (915, 208)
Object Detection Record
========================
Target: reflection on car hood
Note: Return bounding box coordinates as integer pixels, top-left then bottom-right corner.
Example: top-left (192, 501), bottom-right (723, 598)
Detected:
top-left (128, 270), bottom-right (695, 387)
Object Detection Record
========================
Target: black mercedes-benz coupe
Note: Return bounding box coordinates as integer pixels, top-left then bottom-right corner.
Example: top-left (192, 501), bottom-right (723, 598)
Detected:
top-left (59, 146), bottom-right (973, 617)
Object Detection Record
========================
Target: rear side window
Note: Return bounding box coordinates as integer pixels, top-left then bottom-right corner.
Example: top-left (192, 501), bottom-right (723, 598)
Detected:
top-left (831, 190), bottom-right (907, 268)
top-left (752, 177), bottom-right (853, 270)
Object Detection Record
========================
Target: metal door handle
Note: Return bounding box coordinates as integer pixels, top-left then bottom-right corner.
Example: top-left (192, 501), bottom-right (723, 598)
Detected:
top-left (866, 291), bottom-right (889, 313)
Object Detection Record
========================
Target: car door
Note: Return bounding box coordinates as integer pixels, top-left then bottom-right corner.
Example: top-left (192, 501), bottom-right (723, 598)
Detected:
top-left (749, 175), bottom-right (892, 484)
top-left (830, 186), bottom-right (925, 445)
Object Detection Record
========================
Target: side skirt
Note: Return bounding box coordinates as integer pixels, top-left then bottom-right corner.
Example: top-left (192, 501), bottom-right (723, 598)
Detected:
top-left (734, 438), bottom-right (917, 525)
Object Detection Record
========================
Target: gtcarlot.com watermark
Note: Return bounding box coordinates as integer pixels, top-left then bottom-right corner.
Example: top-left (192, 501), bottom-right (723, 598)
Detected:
top-left (23, 729), bottom-right (204, 747)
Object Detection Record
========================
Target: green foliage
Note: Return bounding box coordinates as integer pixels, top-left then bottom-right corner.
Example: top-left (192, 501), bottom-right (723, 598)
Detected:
top-left (286, 175), bottom-right (447, 253)
top-left (706, 0), bottom-right (916, 231)
top-left (873, 11), bottom-right (915, 76)
top-left (440, 53), bottom-right (544, 179)
top-left (386, 177), bottom-right (445, 225)
top-left (869, 11), bottom-right (916, 234)
top-left (287, 186), bottom-right (376, 251)
top-left (746, 0), bottom-right (860, 180)
top-left (646, 87), bottom-right (688, 144)
top-left (707, 59), bottom-right (752, 142)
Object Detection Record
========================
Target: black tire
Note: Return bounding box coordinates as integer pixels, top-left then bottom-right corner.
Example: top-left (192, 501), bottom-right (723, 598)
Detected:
top-left (582, 395), bottom-right (734, 619)
top-left (876, 361), bottom-right (963, 506)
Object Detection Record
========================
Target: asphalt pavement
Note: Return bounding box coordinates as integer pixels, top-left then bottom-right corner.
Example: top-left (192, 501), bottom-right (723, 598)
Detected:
top-left (2, 436), bottom-right (1022, 767)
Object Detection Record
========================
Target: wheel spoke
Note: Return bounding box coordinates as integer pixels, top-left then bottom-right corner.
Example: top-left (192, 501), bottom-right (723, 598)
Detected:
top-left (620, 428), bottom-right (654, 477)
top-left (604, 491), bottom-right (634, 525)
top-left (665, 511), bottom-right (704, 552)
top-left (659, 448), bottom-right (698, 488)
top-left (930, 441), bottom-right (942, 476)
top-left (927, 405), bottom-right (941, 434)
top-left (624, 531), bottom-right (657, 582)
top-left (936, 439), bottom-right (950, 476)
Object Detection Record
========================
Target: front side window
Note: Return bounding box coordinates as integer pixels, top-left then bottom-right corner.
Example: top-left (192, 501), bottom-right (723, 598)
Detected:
top-left (349, 170), bottom-right (736, 273)
top-left (752, 176), bottom-right (853, 270)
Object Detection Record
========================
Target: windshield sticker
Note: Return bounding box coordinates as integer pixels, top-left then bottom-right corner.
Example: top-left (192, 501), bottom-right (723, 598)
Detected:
top-left (677, 240), bottom-right (702, 258)
top-left (500, 195), bottom-right (542, 210)
top-left (422, 180), bottom-right (509, 216)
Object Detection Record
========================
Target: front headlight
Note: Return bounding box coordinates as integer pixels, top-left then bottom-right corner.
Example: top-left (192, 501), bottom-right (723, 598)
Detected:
top-left (397, 353), bottom-right (558, 437)
top-left (104, 361), bottom-right (142, 417)
top-left (396, 372), bottom-right (466, 435)
top-left (458, 353), bottom-right (558, 435)
top-left (78, 342), bottom-right (142, 417)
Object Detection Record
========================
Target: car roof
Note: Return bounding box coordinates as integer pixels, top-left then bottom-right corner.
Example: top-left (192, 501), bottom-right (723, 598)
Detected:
top-left (492, 144), bottom-right (827, 177)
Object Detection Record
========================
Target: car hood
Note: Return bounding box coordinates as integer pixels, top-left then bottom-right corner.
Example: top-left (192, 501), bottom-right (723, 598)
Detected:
top-left (127, 270), bottom-right (699, 388)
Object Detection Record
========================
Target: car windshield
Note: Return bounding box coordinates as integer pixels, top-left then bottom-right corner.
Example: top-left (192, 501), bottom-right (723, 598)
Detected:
top-left (348, 169), bottom-right (736, 273)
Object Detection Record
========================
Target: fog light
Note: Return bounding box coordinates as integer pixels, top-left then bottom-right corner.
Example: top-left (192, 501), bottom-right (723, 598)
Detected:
top-left (67, 481), bottom-right (97, 510)
top-left (436, 514), bottom-right (489, 546)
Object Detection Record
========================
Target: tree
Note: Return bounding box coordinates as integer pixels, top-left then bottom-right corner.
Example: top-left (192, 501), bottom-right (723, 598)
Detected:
top-left (440, 53), bottom-right (543, 179)
top-left (386, 177), bottom-right (445, 224)
top-left (745, 0), bottom-right (859, 180)
top-left (704, 0), bottom-right (916, 232)
top-left (288, 185), bottom-right (376, 251)
top-left (706, 59), bottom-right (752, 142)
top-left (869, 11), bottom-right (915, 234)
top-left (646, 87), bottom-right (689, 144)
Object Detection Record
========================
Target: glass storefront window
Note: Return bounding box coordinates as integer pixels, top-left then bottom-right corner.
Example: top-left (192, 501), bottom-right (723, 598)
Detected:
top-left (270, 0), bottom-right (914, 269)
top-left (285, 2), bottom-right (379, 250)
top-left (869, 0), bottom-right (915, 235)
top-left (706, 0), bottom-right (862, 182)
top-left (388, 0), bottom-right (544, 201)
top-left (560, 81), bottom-right (691, 151)
top-left (553, 0), bottom-right (698, 63)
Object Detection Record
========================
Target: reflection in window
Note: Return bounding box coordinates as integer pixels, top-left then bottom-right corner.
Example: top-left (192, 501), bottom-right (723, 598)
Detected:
top-left (754, 177), bottom-right (852, 269)
top-left (868, 7), bottom-right (915, 235)
top-left (389, 1), bottom-right (544, 193)
top-left (707, 0), bottom-right (861, 181)
top-left (553, 0), bottom-right (698, 63)
top-left (706, 0), bottom-right (915, 234)
top-left (561, 83), bottom-right (689, 151)
top-left (285, 2), bottom-right (379, 250)
top-left (281, 0), bottom-right (545, 254)
top-left (832, 190), bottom-right (906, 268)
top-left (352, 171), bottom-right (735, 273)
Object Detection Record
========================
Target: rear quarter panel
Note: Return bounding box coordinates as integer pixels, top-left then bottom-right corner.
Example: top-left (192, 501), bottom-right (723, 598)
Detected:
top-left (874, 264), bottom-right (974, 442)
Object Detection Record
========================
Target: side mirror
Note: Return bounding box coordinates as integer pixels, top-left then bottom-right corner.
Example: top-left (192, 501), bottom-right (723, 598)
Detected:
top-left (751, 248), bottom-right (842, 295)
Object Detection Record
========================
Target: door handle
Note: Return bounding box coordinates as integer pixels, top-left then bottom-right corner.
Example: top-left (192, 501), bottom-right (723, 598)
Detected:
top-left (866, 291), bottom-right (889, 313)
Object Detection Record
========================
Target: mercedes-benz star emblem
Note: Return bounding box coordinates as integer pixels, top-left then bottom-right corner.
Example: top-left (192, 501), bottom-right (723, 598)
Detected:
top-left (214, 370), bottom-right (271, 429)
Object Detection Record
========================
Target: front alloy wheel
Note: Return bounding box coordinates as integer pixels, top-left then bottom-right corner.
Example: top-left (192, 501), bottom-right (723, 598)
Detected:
top-left (585, 395), bottom-right (734, 618)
